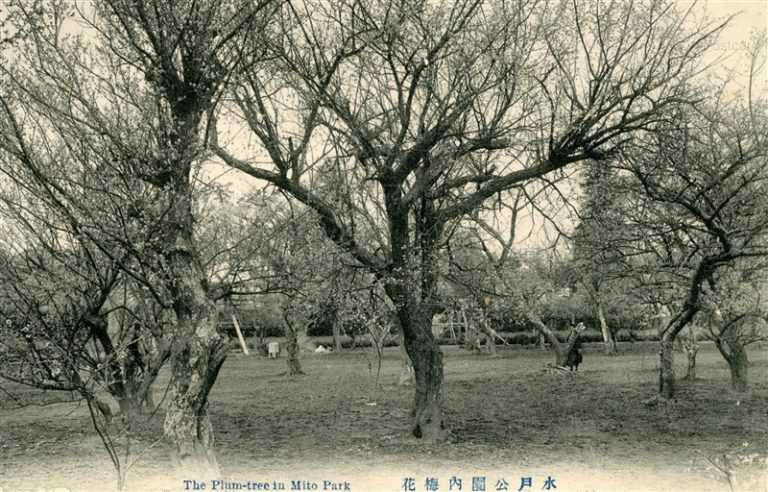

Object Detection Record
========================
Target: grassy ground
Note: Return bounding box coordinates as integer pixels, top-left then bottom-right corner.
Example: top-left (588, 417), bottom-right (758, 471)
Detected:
top-left (1, 342), bottom-right (766, 492)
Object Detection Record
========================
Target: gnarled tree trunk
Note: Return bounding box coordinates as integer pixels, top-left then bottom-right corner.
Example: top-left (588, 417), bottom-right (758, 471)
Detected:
top-left (728, 343), bottom-right (748, 392)
top-left (658, 338), bottom-right (676, 399)
top-left (657, 258), bottom-right (712, 399)
top-left (395, 302), bottom-right (445, 441)
top-left (283, 315), bottom-right (305, 376)
top-left (162, 171), bottom-right (229, 474)
top-left (164, 295), bottom-right (228, 474)
top-left (382, 185), bottom-right (449, 441)
top-left (715, 336), bottom-right (749, 392)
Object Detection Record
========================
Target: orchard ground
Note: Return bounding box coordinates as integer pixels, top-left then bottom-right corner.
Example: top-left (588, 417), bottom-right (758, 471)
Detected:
top-left (1, 342), bottom-right (766, 492)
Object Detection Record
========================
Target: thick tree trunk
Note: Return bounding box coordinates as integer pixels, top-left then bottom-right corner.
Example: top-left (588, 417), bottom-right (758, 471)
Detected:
top-left (658, 339), bottom-right (676, 399)
top-left (332, 321), bottom-right (342, 352)
top-left (729, 347), bottom-right (748, 392)
top-left (142, 72), bottom-right (228, 474)
top-left (397, 306), bottom-right (446, 442)
top-left (284, 322), bottom-right (304, 376)
top-left (164, 302), bottom-right (228, 474)
top-left (656, 257), bottom-right (713, 399)
top-left (714, 327), bottom-right (750, 393)
top-left (724, 341), bottom-right (749, 392)
top-left (597, 301), bottom-right (617, 355)
top-left (386, 287), bottom-right (445, 440)
top-left (286, 341), bottom-right (303, 376)
top-left (384, 183), bottom-right (447, 441)
top-left (162, 177), bottom-right (229, 473)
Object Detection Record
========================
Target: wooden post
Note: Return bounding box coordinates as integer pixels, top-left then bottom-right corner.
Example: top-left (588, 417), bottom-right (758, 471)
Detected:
top-left (460, 306), bottom-right (469, 347)
top-left (231, 313), bottom-right (250, 355)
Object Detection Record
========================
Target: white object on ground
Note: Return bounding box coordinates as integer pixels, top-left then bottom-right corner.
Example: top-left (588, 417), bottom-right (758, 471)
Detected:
top-left (268, 342), bottom-right (280, 358)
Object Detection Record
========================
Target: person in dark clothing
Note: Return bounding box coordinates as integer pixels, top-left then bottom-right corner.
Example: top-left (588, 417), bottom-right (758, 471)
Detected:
top-left (565, 336), bottom-right (583, 371)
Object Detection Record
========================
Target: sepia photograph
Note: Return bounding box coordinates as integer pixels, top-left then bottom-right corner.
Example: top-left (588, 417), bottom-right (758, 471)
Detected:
top-left (0, 0), bottom-right (766, 491)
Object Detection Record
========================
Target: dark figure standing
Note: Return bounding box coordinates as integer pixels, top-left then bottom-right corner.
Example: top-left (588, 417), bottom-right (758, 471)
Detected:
top-left (565, 338), bottom-right (583, 371)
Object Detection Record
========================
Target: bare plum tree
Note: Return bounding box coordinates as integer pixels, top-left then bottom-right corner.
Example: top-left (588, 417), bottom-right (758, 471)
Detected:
top-left (213, 0), bottom-right (729, 439)
top-left (0, 0), bottom-right (277, 472)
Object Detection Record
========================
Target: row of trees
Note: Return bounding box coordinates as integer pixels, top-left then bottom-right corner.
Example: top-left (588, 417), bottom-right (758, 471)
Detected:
top-left (572, 91), bottom-right (768, 396)
top-left (1, 0), bottom-right (765, 480)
